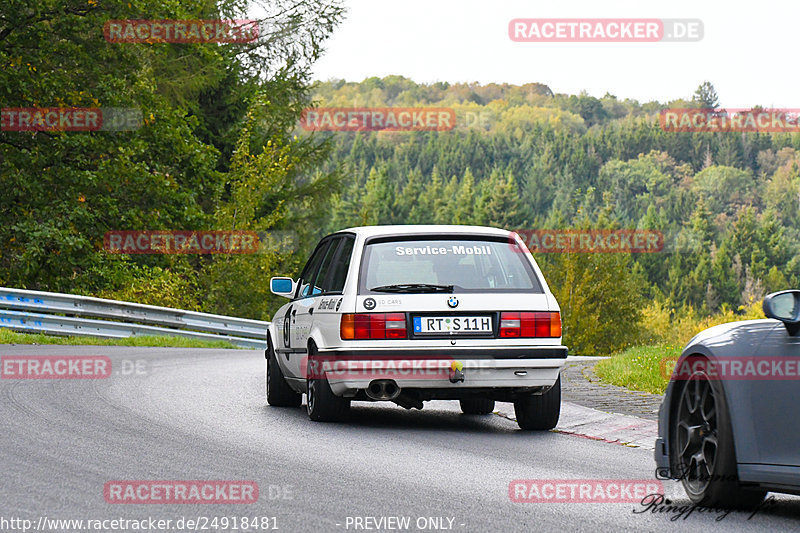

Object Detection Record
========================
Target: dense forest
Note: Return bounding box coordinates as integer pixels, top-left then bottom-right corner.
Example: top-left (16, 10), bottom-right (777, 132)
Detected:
top-left (0, 0), bottom-right (345, 320)
top-left (307, 77), bottom-right (800, 353)
top-left (2, 3), bottom-right (798, 355)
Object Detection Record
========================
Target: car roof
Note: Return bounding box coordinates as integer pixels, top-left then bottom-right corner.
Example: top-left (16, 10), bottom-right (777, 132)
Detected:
top-left (334, 225), bottom-right (512, 238)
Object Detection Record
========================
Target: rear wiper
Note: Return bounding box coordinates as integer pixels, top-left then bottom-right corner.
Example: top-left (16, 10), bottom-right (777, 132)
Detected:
top-left (369, 283), bottom-right (454, 293)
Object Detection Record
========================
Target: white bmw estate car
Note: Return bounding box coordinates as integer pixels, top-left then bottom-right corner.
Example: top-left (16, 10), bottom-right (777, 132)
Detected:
top-left (266, 225), bottom-right (567, 429)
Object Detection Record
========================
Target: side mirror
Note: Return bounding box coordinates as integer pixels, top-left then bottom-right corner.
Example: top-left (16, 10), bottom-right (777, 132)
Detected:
top-left (763, 290), bottom-right (800, 336)
top-left (270, 277), bottom-right (295, 298)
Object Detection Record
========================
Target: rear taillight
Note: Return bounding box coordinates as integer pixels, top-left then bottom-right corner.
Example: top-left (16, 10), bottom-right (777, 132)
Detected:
top-left (340, 313), bottom-right (407, 340)
top-left (499, 311), bottom-right (561, 338)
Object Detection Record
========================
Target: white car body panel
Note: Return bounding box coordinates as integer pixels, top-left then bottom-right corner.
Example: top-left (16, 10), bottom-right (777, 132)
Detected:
top-left (269, 225), bottom-right (567, 400)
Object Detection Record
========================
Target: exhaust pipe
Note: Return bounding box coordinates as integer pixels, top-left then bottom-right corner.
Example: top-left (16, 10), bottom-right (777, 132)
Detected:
top-left (393, 393), bottom-right (423, 410)
top-left (365, 379), bottom-right (401, 401)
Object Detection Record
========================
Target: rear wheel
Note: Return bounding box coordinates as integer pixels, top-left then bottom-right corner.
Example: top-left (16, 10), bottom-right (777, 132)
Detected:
top-left (514, 376), bottom-right (561, 430)
top-left (460, 398), bottom-right (495, 415)
top-left (265, 337), bottom-right (301, 407)
top-left (306, 345), bottom-right (350, 422)
top-left (672, 369), bottom-right (765, 507)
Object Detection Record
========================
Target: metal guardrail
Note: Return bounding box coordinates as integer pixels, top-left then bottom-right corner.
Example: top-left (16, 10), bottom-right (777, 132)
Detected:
top-left (0, 287), bottom-right (269, 349)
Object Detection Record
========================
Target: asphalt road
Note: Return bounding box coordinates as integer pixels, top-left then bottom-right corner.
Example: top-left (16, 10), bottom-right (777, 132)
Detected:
top-left (1, 345), bottom-right (799, 533)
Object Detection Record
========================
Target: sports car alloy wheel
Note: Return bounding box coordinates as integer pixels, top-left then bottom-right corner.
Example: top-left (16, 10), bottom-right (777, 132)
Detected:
top-left (675, 371), bottom-right (718, 496)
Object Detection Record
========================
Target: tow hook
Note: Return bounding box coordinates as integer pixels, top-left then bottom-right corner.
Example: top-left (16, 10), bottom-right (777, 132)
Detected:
top-left (449, 360), bottom-right (465, 383)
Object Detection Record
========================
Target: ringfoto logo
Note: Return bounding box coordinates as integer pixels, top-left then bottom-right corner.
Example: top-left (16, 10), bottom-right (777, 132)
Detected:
top-left (512, 230), bottom-right (664, 253)
top-left (104, 20), bottom-right (259, 43)
top-left (1, 356), bottom-right (111, 379)
top-left (509, 480), bottom-right (663, 503)
top-left (104, 481), bottom-right (258, 504)
top-left (660, 108), bottom-right (800, 132)
top-left (1, 108), bottom-right (142, 132)
top-left (104, 231), bottom-right (259, 254)
top-left (509, 19), bottom-right (702, 43)
top-left (661, 355), bottom-right (800, 381)
top-left (299, 108), bottom-right (456, 132)
top-left (635, 492), bottom-right (778, 522)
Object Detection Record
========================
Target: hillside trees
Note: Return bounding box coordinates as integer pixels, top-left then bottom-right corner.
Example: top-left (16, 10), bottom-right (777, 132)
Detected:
top-left (0, 0), bottom-right (344, 318)
top-left (311, 78), bottom-right (800, 354)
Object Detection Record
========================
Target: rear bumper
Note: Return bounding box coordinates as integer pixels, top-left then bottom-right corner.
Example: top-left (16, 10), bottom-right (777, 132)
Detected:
top-left (314, 346), bottom-right (567, 396)
top-left (319, 346), bottom-right (568, 359)
top-left (654, 400), bottom-right (671, 476)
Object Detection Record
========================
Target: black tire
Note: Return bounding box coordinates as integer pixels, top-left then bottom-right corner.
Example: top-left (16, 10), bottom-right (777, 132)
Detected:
top-left (265, 337), bottom-right (301, 407)
top-left (460, 398), bottom-right (496, 415)
top-left (306, 345), bottom-right (350, 422)
top-left (671, 368), bottom-right (766, 508)
top-left (514, 375), bottom-right (561, 430)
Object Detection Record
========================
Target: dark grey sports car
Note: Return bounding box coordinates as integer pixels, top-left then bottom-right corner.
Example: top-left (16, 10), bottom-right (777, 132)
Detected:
top-left (655, 290), bottom-right (800, 506)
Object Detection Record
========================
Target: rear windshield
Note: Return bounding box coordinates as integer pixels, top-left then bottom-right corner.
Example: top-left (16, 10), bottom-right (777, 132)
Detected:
top-left (359, 236), bottom-right (543, 294)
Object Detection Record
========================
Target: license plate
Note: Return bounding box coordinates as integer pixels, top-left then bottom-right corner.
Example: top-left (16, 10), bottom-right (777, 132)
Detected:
top-left (413, 316), bottom-right (492, 334)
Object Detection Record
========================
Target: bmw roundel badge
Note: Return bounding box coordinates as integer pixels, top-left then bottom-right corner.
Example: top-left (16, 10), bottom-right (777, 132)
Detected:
top-left (447, 296), bottom-right (459, 308)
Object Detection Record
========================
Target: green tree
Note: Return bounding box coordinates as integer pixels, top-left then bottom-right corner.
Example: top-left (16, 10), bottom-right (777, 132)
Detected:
top-left (692, 81), bottom-right (720, 109)
top-left (710, 241), bottom-right (740, 308)
top-left (477, 169), bottom-right (522, 228)
top-left (0, 0), bottom-right (344, 318)
top-left (452, 168), bottom-right (477, 224)
top-left (203, 96), bottom-right (340, 318)
top-left (361, 167), bottom-right (394, 225)
top-left (691, 166), bottom-right (755, 215)
top-left (541, 250), bottom-right (647, 356)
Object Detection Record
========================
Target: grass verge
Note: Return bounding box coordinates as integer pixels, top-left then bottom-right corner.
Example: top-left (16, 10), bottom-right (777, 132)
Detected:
top-left (0, 328), bottom-right (242, 349)
top-left (593, 344), bottom-right (681, 395)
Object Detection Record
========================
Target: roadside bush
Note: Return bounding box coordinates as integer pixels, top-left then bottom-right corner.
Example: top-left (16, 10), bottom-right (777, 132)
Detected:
top-left (539, 251), bottom-right (648, 356)
top-left (595, 301), bottom-right (767, 393)
top-left (638, 300), bottom-right (764, 347)
top-left (96, 264), bottom-right (203, 311)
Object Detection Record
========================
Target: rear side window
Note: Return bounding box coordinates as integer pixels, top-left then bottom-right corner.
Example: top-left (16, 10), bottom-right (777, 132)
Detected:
top-left (327, 237), bottom-right (354, 293)
top-left (296, 240), bottom-right (332, 298)
top-left (308, 238), bottom-right (341, 296)
top-left (359, 237), bottom-right (543, 294)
